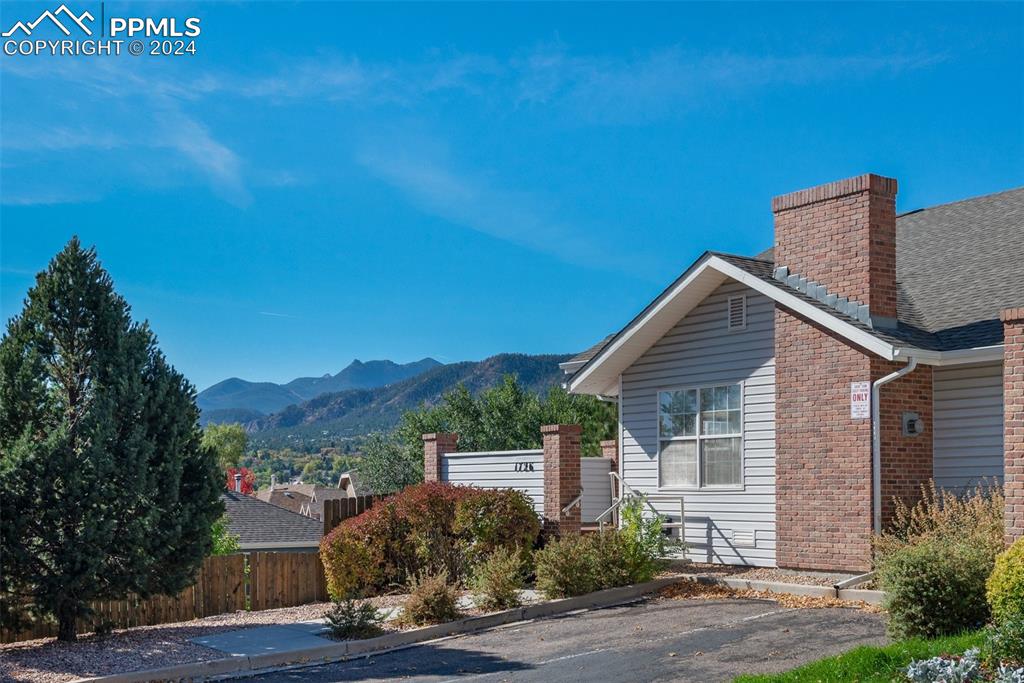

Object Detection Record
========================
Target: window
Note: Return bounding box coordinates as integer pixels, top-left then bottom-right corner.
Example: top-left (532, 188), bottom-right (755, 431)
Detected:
top-left (658, 383), bottom-right (742, 488)
top-left (727, 295), bottom-right (746, 330)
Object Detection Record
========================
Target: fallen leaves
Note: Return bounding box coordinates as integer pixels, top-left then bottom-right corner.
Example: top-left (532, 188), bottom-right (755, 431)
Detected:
top-left (658, 580), bottom-right (883, 613)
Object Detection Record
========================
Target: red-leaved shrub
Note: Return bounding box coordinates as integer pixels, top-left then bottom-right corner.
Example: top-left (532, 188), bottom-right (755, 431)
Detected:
top-left (320, 482), bottom-right (540, 599)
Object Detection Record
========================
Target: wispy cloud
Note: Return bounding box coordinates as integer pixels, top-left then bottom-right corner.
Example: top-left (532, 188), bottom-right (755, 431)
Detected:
top-left (258, 311), bottom-right (299, 319)
top-left (357, 143), bottom-right (609, 268)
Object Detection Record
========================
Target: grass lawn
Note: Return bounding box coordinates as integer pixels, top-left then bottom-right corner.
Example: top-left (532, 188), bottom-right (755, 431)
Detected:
top-left (733, 630), bottom-right (985, 683)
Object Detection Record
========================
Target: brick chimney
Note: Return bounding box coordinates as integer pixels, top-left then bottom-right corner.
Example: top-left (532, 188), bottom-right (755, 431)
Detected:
top-left (773, 174), bottom-right (898, 328)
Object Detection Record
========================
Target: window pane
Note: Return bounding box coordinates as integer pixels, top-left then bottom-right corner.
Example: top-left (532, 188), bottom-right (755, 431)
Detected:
top-left (661, 413), bottom-right (695, 438)
top-left (702, 438), bottom-right (741, 486)
top-left (728, 410), bottom-right (741, 434)
top-left (660, 440), bottom-right (697, 487)
top-left (683, 389), bottom-right (698, 413)
top-left (700, 387), bottom-right (714, 411)
top-left (715, 386), bottom-right (728, 410)
top-left (728, 385), bottom-right (741, 410)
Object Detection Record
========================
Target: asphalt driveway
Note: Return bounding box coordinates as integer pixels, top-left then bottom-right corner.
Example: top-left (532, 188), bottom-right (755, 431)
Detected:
top-left (250, 596), bottom-right (887, 682)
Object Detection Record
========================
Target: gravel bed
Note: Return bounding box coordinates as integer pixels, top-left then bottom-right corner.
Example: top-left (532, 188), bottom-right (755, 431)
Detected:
top-left (0, 590), bottom-right (547, 682)
top-left (684, 563), bottom-right (856, 587)
top-left (0, 601), bottom-right (340, 683)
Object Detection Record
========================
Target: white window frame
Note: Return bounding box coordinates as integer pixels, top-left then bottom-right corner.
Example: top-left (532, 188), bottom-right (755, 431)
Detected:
top-left (656, 381), bottom-right (745, 491)
top-left (727, 295), bottom-right (747, 331)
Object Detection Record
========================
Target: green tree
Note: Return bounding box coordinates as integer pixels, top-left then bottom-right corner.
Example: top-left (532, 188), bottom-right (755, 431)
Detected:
top-left (201, 422), bottom-right (248, 471)
top-left (361, 375), bottom-right (616, 492)
top-left (210, 516), bottom-right (240, 555)
top-left (0, 238), bottom-right (223, 641)
top-left (359, 431), bottom-right (423, 493)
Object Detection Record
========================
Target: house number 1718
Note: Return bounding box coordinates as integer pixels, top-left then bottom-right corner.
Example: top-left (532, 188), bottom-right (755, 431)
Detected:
top-left (513, 462), bottom-right (535, 472)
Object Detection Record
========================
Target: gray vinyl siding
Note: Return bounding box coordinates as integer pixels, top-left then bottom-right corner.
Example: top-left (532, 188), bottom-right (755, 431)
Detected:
top-left (620, 280), bottom-right (776, 567)
top-left (933, 361), bottom-right (1004, 490)
top-left (441, 450), bottom-right (545, 516)
top-left (581, 458), bottom-right (613, 523)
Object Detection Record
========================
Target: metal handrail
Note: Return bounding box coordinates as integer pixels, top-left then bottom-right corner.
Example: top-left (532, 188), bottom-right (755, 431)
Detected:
top-left (561, 490), bottom-right (584, 516)
top-left (599, 471), bottom-right (685, 534)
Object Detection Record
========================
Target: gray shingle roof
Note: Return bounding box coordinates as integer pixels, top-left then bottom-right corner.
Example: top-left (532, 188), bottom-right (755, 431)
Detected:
top-left (222, 491), bottom-right (323, 549)
top-left (570, 187), bottom-right (1023, 362)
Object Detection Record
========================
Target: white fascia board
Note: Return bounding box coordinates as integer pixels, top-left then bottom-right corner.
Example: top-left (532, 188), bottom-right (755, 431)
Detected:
top-left (559, 360), bottom-right (586, 373)
top-left (708, 256), bottom-right (897, 361)
top-left (570, 255), bottom-right (901, 397)
top-left (894, 344), bottom-right (1004, 366)
top-left (568, 258), bottom-right (721, 396)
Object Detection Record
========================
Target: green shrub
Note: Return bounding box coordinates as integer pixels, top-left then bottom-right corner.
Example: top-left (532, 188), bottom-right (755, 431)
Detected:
top-left (320, 482), bottom-right (541, 599)
top-left (879, 538), bottom-right (991, 639)
top-left (324, 599), bottom-right (384, 640)
top-left (399, 571), bottom-right (461, 627)
top-left (875, 480), bottom-right (1004, 562)
top-left (535, 527), bottom-right (664, 600)
top-left (453, 488), bottom-right (540, 569)
top-left (534, 533), bottom-right (602, 598)
top-left (469, 546), bottom-right (525, 611)
top-left (987, 538), bottom-right (1024, 625)
top-left (981, 616), bottom-right (1024, 669)
top-left (619, 497), bottom-right (669, 583)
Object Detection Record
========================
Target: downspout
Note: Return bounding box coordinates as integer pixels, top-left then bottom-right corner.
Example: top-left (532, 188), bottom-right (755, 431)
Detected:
top-left (871, 355), bottom-right (918, 534)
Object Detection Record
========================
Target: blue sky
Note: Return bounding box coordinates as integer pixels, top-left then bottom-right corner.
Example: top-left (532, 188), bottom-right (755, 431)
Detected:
top-left (2, 2), bottom-right (1022, 391)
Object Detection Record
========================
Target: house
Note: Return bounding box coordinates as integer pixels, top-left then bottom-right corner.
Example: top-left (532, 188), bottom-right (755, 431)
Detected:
top-left (564, 174), bottom-right (1023, 573)
top-left (254, 481), bottom-right (348, 520)
top-left (221, 491), bottom-right (323, 552)
top-left (337, 471), bottom-right (375, 498)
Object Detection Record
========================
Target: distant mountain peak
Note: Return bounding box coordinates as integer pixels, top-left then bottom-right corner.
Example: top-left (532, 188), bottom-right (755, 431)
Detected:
top-left (199, 357), bottom-right (445, 423)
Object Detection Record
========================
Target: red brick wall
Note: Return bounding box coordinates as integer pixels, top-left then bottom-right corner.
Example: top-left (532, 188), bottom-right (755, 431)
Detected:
top-left (874, 359), bottom-right (934, 525)
top-left (775, 307), bottom-right (875, 572)
top-left (775, 305), bottom-right (936, 571)
top-left (773, 174), bottom-right (898, 320)
top-left (1002, 308), bottom-right (1024, 544)
top-left (422, 433), bottom-right (457, 482)
top-left (542, 424), bottom-right (582, 536)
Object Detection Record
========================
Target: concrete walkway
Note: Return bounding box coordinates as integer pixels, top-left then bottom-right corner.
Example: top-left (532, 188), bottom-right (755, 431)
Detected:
top-left (191, 621), bottom-right (333, 657)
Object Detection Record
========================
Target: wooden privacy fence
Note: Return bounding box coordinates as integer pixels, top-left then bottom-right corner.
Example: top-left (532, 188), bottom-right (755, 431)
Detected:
top-left (322, 494), bottom-right (386, 535)
top-left (1, 552), bottom-right (328, 644)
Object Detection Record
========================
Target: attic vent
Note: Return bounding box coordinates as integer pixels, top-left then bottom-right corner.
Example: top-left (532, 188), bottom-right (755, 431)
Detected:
top-left (727, 296), bottom-right (747, 330)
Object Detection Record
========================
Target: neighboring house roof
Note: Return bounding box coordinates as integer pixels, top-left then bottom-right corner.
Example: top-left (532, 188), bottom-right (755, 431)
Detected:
top-left (221, 491), bottom-right (323, 550)
top-left (254, 484), bottom-right (349, 520)
top-left (338, 471), bottom-right (376, 496)
top-left (253, 488), bottom-right (309, 515)
top-left (567, 188), bottom-right (1022, 395)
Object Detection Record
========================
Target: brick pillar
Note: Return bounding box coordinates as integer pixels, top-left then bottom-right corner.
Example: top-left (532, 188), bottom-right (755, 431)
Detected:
top-left (542, 424), bottom-right (582, 536)
top-left (1002, 308), bottom-right (1024, 544)
top-left (601, 439), bottom-right (619, 499)
top-left (422, 433), bottom-right (458, 483)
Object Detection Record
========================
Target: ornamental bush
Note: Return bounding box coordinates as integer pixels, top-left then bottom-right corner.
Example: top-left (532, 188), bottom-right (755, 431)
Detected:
top-left (399, 571), bottom-right (461, 627)
top-left (453, 488), bottom-right (539, 569)
top-left (982, 616), bottom-right (1024, 669)
top-left (469, 546), bottom-right (526, 611)
top-left (320, 482), bottom-right (541, 599)
top-left (988, 539), bottom-right (1024, 626)
top-left (535, 527), bottom-right (664, 600)
top-left (879, 538), bottom-right (991, 639)
top-left (324, 599), bottom-right (384, 640)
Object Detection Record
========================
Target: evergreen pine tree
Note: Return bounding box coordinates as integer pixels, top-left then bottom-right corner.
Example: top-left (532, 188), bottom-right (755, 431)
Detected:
top-left (0, 238), bottom-right (223, 641)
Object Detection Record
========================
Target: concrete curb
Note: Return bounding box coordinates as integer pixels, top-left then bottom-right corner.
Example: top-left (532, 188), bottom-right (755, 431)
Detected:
top-left (679, 573), bottom-right (885, 605)
top-left (70, 576), bottom-right (683, 683)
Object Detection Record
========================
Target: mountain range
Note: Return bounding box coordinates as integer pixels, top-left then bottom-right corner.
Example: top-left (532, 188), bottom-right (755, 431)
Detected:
top-left (201, 353), bottom-right (571, 450)
top-left (198, 358), bottom-right (442, 419)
